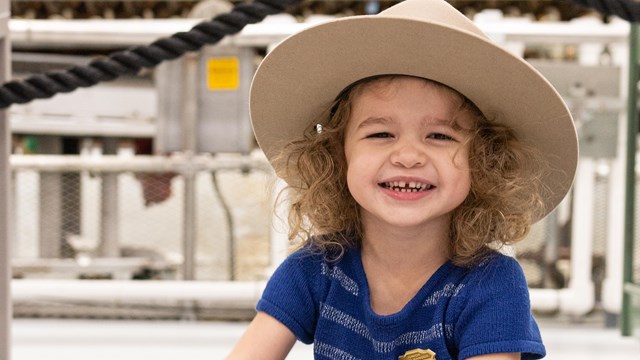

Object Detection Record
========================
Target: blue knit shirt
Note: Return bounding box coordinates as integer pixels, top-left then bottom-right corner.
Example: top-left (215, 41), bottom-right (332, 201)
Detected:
top-left (257, 246), bottom-right (545, 359)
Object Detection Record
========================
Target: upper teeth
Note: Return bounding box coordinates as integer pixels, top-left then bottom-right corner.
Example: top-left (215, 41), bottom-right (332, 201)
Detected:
top-left (383, 181), bottom-right (432, 192)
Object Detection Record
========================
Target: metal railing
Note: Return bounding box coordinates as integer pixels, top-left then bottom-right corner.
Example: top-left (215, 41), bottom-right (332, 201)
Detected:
top-left (10, 152), bottom-right (273, 282)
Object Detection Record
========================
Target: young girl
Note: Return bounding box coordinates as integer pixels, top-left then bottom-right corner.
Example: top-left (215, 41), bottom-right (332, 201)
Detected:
top-left (229, 0), bottom-right (578, 359)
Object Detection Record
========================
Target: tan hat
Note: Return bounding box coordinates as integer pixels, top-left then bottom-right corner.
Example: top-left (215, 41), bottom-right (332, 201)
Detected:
top-left (250, 0), bottom-right (578, 219)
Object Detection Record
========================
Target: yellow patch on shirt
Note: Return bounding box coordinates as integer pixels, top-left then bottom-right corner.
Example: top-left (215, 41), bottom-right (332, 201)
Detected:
top-left (398, 348), bottom-right (436, 360)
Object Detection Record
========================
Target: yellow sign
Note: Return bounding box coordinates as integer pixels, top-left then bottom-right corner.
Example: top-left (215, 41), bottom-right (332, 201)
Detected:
top-left (207, 57), bottom-right (239, 91)
top-left (398, 348), bottom-right (436, 360)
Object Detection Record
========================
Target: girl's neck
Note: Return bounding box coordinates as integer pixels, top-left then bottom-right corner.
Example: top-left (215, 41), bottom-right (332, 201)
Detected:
top-left (359, 218), bottom-right (451, 316)
top-left (360, 218), bottom-right (450, 275)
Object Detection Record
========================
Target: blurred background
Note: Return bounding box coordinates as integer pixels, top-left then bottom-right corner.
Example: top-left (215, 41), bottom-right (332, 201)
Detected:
top-left (1, 0), bottom-right (640, 359)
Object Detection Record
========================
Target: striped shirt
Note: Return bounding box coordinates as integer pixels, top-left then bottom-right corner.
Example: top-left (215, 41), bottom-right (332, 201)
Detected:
top-left (257, 245), bottom-right (545, 359)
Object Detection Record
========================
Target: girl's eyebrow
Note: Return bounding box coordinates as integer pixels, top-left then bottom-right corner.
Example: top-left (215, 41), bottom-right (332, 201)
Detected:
top-left (355, 115), bottom-right (456, 130)
top-left (356, 117), bottom-right (392, 129)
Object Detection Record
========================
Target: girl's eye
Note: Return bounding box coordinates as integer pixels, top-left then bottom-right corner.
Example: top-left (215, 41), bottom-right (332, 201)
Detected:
top-left (428, 133), bottom-right (454, 141)
top-left (367, 132), bottom-right (393, 139)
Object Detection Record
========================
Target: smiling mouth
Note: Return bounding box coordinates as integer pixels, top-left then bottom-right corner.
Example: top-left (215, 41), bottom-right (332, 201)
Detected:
top-left (379, 181), bottom-right (434, 192)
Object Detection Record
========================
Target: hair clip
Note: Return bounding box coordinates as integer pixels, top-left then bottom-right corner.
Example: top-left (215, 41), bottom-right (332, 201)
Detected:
top-left (316, 124), bottom-right (323, 134)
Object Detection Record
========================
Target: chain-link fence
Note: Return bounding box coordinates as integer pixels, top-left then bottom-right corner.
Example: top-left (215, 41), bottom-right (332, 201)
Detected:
top-left (11, 150), bottom-right (276, 319)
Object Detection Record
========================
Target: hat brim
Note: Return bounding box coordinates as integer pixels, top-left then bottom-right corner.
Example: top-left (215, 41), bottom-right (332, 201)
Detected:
top-left (250, 16), bottom-right (578, 220)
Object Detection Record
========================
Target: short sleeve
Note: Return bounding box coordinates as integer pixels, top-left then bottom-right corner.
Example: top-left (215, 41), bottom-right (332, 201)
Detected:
top-left (256, 249), bottom-right (321, 344)
top-left (452, 255), bottom-right (546, 359)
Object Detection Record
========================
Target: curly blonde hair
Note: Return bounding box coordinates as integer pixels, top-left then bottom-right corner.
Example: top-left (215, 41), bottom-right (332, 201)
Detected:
top-left (275, 75), bottom-right (547, 266)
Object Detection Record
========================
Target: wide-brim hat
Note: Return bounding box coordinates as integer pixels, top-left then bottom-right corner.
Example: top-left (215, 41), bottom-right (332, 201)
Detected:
top-left (250, 0), bottom-right (578, 220)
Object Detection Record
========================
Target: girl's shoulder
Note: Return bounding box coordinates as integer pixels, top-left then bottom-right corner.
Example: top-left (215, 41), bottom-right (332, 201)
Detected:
top-left (459, 250), bottom-right (527, 283)
top-left (452, 250), bottom-right (530, 302)
top-left (446, 252), bottom-right (544, 358)
top-left (287, 231), bottom-right (359, 265)
top-left (278, 243), bottom-right (357, 279)
top-left (258, 245), bottom-right (352, 344)
top-left (470, 251), bottom-right (526, 279)
top-left (431, 251), bottom-right (525, 297)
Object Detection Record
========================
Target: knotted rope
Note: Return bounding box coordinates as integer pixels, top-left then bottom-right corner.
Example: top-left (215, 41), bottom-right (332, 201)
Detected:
top-left (0, 0), bottom-right (302, 109)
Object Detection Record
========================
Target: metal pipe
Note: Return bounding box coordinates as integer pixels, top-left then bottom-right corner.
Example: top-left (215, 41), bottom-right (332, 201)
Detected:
top-left (529, 159), bottom-right (596, 316)
top-left (8, 18), bottom-right (629, 50)
top-left (182, 170), bottom-right (197, 281)
top-left (11, 279), bottom-right (265, 307)
top-left (9, 18), bottom-right (299, 49)
top-left (9, 154), bottom-right (272, 173)
top-left (602, 157), bottom-right (625, 315)
top-left (601, 28), bottom-right (633, 320)
top-left (0, 4), bottom-right (11, 359)
top-left (211, 171), bottom-right (236, 280)
top-left (622, 23), bottom-right (639, 337)
top-left (180, 53), bottom-right (199, 281)
top-left (98, 139), bottom-right (120, 257)
top-left (560, 158), bottom-right (596, 316)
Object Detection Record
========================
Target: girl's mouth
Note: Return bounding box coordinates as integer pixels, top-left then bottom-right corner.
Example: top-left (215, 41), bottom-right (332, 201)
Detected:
top-left (379, 181), bottom-right (434, 193)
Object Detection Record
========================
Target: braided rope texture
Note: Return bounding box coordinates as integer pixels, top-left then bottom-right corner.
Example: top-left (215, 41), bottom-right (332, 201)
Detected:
top-left (0, 0), bottom-right (301, 109)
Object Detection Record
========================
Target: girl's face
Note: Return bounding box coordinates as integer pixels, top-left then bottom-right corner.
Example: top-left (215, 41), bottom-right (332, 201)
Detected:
top-left (343, 77), bottom-right (474, 234)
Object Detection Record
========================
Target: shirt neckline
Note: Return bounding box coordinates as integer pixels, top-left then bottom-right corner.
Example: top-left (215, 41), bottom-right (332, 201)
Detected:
top-left (351, 248), bottom-right (455, 327)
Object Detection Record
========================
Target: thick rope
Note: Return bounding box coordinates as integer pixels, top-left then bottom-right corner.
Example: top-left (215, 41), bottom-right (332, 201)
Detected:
top-left (572, 0), bottom-right (640, 22)
top-left (0, 0), bottom-right (302, 109)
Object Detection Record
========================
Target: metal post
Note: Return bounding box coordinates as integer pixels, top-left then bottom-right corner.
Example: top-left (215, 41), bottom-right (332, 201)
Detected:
top-left (622, 23), bottom-right (639, 337)
top-left (183, 170), bottom-right (196, 281)
top-left (0, 1), bottom-right (11, 358)
top-left (181, 53), bottom-right (198, 281)
top-left (98, 138), bottom-right (120, 257)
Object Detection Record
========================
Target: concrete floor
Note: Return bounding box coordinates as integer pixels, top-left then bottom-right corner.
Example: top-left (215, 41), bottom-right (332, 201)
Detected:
top-left (10, 314), bottom-right (640, 359)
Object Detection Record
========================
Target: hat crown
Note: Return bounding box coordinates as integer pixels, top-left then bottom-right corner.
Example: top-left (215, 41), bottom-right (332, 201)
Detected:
top-left (380, 0), bottom-right (487, 40)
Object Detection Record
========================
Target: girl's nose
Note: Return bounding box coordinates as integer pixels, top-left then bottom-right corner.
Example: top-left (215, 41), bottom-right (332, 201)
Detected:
top-left (389, 142), bottom-right (427, 168)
